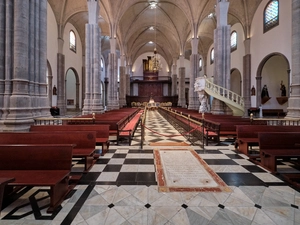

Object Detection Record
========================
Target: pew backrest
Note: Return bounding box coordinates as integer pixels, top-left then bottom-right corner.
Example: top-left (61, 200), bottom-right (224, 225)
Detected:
top-left (258, 132), bottom-right (300, 150)
top-left (0, 144), bottom-right (73, 170)
top-left (0, 131), bottom-right (96, 149)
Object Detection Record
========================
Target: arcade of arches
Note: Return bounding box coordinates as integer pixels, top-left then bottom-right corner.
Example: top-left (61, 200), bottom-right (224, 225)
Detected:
top-left (0, 0), bottom-right (299, 131)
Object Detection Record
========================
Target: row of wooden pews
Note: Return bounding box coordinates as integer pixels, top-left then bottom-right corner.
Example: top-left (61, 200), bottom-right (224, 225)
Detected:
top-left (0, 108), bottom-right (143, 214)
top-left (234, 125), bottom-right (300, 175)
top-left (0, 144), bottom-right (74, 213)
top-left (68, 108), bottom-right (142, 144)
top-left (168, 107), bottom-right (261, 145)
top-left (235, 125), bottom-right (300, 157)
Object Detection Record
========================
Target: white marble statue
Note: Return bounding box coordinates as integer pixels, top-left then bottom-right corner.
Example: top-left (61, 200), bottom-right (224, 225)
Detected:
top-left (198, 90), bottom-right (209, 113)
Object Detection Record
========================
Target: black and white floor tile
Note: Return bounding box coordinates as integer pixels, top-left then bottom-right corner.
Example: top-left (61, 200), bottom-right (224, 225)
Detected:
top-left (1, 110), bottom-right (300, 224)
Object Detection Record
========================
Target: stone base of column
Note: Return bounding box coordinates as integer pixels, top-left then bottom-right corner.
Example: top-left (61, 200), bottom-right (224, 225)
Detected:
top-left (107, 99), bottom-right (120, 111)
top-left (188, 98), bottom-right (199, 110)
top-left (286, 97), bottom-right (300, 118)
top-left (82, 98), bottom-right (93, 115)
top-left (0, 95), bottom-right (34, 131)
top-left (224, 105), bottom-right (233, 115)
top-left (210, 99), bottom-right (226, 115)
top-left (177, 98), bottom-right (186, 108)
top-left (119, 98), bottom-right (127, 108)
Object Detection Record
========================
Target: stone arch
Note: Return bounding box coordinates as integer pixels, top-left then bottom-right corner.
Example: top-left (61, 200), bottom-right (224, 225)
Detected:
top-left (256, 53), bottom-right (290, 108)
top-left (65, 68), bottom-right (80, 112)
top-left (230, 68), bottom-right (242, 96)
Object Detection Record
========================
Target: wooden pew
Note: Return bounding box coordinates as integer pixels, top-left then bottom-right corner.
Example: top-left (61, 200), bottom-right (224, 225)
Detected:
top-left (68, 108), bottom-right (141, 142)
top-left (0, 131), bottom-right (97, 172)
top-left (117, 111), bottom-right (143, 145)
top-left (236, 125), bottom-right (300, 157)
top-left (258, 132), bottom-right (300, 172)
top-left (262, 109), bottom-right (286, 117)
top-left (30, 124), bottom-right (110, 156)
top-left (0, 177), bottom-right (15, 215)
top-left (0, 144), bottom-right (73, 213)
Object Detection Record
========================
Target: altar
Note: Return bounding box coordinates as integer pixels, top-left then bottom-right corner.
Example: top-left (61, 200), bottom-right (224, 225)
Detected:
top-left (148, 98), bottom-right (157, 110)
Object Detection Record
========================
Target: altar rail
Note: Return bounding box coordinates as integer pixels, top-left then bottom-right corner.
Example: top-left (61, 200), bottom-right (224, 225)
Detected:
top-left (251, 117), bottom-right (300, 126)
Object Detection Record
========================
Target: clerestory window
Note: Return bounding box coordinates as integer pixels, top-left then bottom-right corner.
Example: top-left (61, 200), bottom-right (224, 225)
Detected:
top-left (230, 31), bottom-right (237, 52)
top-left (210, 48), bottom-right (214, 64)
top-left (264, 0), bottom-right (279, 33)
top-left (69, 30), bottom-right (76, 53)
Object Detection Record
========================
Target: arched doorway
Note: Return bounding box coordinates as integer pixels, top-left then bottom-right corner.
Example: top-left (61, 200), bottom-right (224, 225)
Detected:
top-left (256, 53), bottom-right (290, 112)
top-left (230, 68), bottom-right (242, 96)
top-left (65, 68), bottom-right (80, 112)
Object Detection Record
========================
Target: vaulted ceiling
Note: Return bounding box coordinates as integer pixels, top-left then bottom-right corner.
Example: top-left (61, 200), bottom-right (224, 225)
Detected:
top-left (47, 0), bottom-right (262, 66)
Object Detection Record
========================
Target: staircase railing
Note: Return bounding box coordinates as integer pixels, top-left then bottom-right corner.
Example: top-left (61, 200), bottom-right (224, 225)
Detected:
top-left (205, 78), bottom-right (244, 109)
top-left (194, 77), bottom-right (245, 116)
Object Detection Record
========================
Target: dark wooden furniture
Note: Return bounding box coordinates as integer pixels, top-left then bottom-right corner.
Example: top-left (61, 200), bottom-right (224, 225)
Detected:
top-left (117, 111), bottom-right (143, 145)
top-left (0, 144), bottom-right (74, 213)
top-left (69, 108), bottom-right (141, 142)
top-left (0, 131), bottom-right (97, 172)
top-left (30, 124), bottom-right (110, 156)
top-left (0, 177), bottom-right (15, 215)
top-left (236, 125), bottom-right (300, 157)
top-left (258, 132), bottom-right (300, 172)
top-left (262, 109), bottom-right (286, 117)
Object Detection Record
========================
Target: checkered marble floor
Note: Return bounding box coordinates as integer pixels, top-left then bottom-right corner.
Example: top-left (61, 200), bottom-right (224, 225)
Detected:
top-left (1, 110), bottom-right (300, 225)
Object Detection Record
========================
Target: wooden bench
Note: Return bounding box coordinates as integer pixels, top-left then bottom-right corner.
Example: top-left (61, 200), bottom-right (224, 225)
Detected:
top-left (30, 124), bottom-right (110, 156)
top-left (117, 111), bottom-right (143, 145)
top-left (68, 108), bottom-right (141, 142)
top-left (0, 131), bottom-right (97, 172)
top-left (262, 109), bottom-right (286, 117)
top-left (258, 132), bottom-right (300, 172)
top-left (236, 125), bottom-right (300, 156)
top-left (0, 144), bottom-right (73, 213)
top-left (0, 177), bottom-right (15, 215)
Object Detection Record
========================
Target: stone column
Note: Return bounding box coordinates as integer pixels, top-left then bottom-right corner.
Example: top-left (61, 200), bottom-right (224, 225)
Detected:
top-left (2, 0), bottom-right (50, 130)
top-left (256, 76), bottom-right (262, 106)
top-left (5, 1), bottom-right (32, 129)
top-left (82, 0), bottom-right (103, 114)
top-left (188, 38), bottom-right (200, 110)
top-left (57, 48), bottom-right (66, 115)
top-left (119, 55), bottom-right (126, 107)
top-left (171, 58), bottom-right (178, 96)
top-left (210, 0), bottom-right (231, 115)
top-left (47, 73), bottom-right (53, 107)
top-left (126, 64), bottom-right (131, 97)
top-left (38, 0), bottom-right (49, 116)
top-left (107, 38), bottom-right (120, 110)
top-left (0, 0), bottom-right (13, 120)
top-left (286, 0), bottom-right (300, 118)
top-left (243, 38), bottom-right (251, 117)
top-left (178, 55), bottom-right (186, 107)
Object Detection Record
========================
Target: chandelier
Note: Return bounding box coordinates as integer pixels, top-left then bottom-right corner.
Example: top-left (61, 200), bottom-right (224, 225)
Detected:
top-left (151, 48), bottom-right (162, 71)
top-left (150, 1), bottom-right (162, 72)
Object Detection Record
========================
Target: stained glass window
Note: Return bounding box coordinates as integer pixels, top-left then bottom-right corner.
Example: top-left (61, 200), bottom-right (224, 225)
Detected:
top-left (264, 0), bottom-right (279, 32)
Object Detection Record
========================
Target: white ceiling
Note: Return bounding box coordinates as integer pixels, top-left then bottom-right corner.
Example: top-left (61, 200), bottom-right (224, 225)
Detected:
top-left (47, 0), bottom-right (262, 66)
